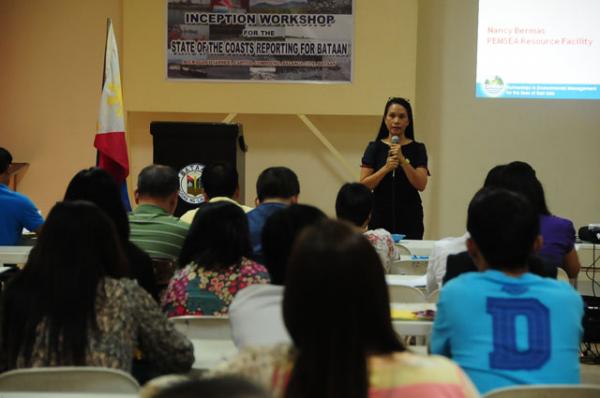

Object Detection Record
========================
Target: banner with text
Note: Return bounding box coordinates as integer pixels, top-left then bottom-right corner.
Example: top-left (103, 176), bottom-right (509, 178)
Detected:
top-left (167, 0), bottom-right (353, 82)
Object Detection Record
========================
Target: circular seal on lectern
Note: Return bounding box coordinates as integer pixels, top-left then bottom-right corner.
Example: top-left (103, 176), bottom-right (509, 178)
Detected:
top-left (178, 163), bottom-right (205, 204)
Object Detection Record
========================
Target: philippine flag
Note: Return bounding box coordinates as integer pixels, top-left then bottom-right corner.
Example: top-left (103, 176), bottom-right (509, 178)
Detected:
top-left (94, 19), bottom-right (131, 209)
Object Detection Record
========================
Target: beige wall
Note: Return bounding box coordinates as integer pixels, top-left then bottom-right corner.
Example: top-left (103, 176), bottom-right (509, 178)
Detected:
top-left (0, 0), bottom-right (122, 215)
top-left (123, 0), bottom-right (418, 115)
top-left (124, 0), bottom-right (420, 218)
top-left (128, 112), bottom-right (380, 216)
top-left (2, 0), bottom-right (598, 239)
top-left (1, 0), bottom-right (420, 223)
top-left (416, 0), bottom-right (600, 238)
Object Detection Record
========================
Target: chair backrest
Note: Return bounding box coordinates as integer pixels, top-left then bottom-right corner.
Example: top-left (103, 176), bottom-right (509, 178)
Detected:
top-left (169, 316), bottom-right (238, 370)
top-left (483, 384), bottom-right (600, 398)
top-left (0, 245), bottom-right (32, 267)
top-left (170, 315), bottom-right (233, 339)
top-left (151, 257), bottom-right (177, 286)
top-left (395, 244), bottom-right (412, 255)
top-left (389, 257), bottom-right (428, 275)
top-left (0, 367), bottom-right (140, 393)
top-left (427, 289), bottom-right (440, 303)
top-left (388, 285), bottom-right (426, 303)
top-left (556, 267), bottom-right (569, 282)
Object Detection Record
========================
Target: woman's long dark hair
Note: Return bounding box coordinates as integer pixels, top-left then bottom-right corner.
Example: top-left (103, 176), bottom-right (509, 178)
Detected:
top-left (375, 97), bottom-right (415, 141)
top-left (1, 201), bottom-right (127, 368)
top-left (63, 167), bottom-right (131, 244)
top-left (261, 204), bottom-right (326, 286)
top-left (283, 220), bottom-right (404, 398)
top-left (178, 202), bottom-right (252, 270)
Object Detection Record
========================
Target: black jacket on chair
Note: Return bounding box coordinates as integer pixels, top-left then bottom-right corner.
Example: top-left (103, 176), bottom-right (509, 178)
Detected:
top-left (443, 251), bottom-right (558, 285)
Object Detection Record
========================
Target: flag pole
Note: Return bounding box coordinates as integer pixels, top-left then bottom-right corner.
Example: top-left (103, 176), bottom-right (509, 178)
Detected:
top-left (102, 18), bottom-right (111, 88)
top-left (97, 18), bottom-right (111, 166)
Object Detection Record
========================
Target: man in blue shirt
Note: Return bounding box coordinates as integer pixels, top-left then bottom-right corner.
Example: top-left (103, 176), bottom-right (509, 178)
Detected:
top-left (247, 167), bottom-right (299, 262)
top-left (431, 188), bottom-right (583, 394)
top-left (0, 148), bottom-right (44, 245)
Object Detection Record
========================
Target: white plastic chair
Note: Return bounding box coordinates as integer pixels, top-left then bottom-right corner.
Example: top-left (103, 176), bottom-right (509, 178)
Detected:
top-left (0, 245), bottom-right (31, 267)
top-left (395, 244), bottom-right (412, 255)
top-left (169, 315), bottom-right (238, 370)
top-left (556, 266), bottom-right (569, 282)
top-left (427, 288), bottom-right (440, 303)
top-left (0, 366), bottom-right (139, 393)
top-left (389, 256), bottom-right (428, 275)
top-left (388, 285), bottom-right (426, 303)
top-left (482, 384), bottom-right (600, 398)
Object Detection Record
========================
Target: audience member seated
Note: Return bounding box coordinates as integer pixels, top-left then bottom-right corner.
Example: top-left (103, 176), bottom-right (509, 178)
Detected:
top-left (162, 202), bottom-right (269, 317)
top-left (129, 164), bottom-right (190, 260)
top-left (229, 204), bottom-right (326, 348)
top-left (64, 167), bottom-right (159, 301)
top-left (431, 188), bottom-right (583, 394)
top-left (0, 147), bottom-right (44, 245)
top-left (214, 220), bottom-right (478, 398)
top-left (247, 166), bottom-right (299, 262)
top-left (335, 182), bottom-right (398, 272)
top-left (426, 164), bottom-right (506, 293)
top-left (499, 161), bottom-right (580, 279)
top-left (147, 376), bottom-right (270, 398)
top-left (426, 233), bottom-right (469, 294)
top-left (430, 163), bottom-right (562, 290)
top-left (180, 162), bottom-right (252, 224)
top-left (0, 201), bottom-right (194, 374)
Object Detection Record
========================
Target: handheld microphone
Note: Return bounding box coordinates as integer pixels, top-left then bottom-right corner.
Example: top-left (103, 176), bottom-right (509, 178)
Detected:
top-left (391, 135), bottom-right (400, 178)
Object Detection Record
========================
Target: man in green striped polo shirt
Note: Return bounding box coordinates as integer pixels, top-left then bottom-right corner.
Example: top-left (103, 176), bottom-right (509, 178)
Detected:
top-left (129, 164), bottom-right (189, 260)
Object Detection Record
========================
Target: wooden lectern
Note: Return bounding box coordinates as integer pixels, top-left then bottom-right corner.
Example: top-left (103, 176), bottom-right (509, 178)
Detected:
top-left (150, 122), bottom-right (247, 217)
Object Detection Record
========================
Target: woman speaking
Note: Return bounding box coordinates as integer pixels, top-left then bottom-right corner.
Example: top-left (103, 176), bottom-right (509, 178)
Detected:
top-left (360, 97), bottom-right (429, 239)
